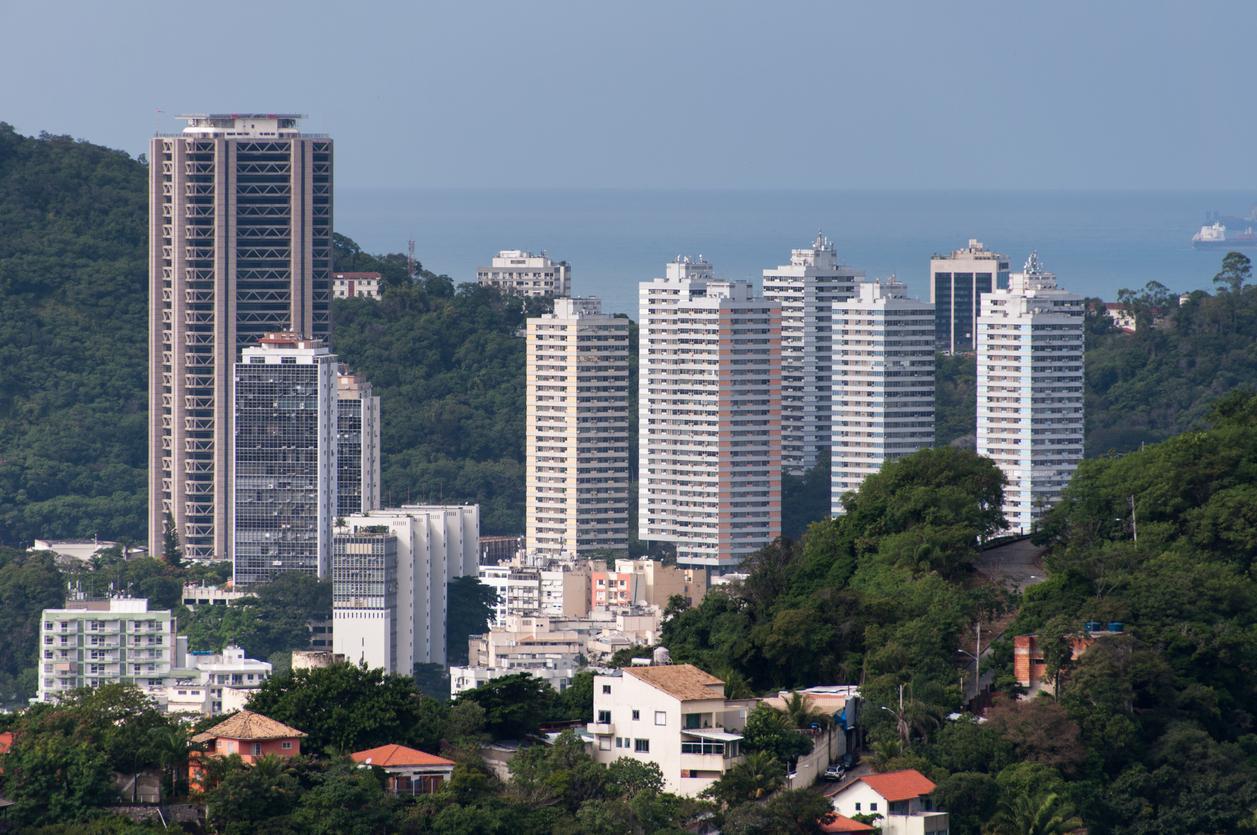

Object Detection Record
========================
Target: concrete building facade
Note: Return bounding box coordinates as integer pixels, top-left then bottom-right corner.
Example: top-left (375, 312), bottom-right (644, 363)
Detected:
top-left (638, 259), bottom-right (783, 570)
top-left (977, 253), bottom-right (1085, 533)
top-left (149, 114), bottom-right (332, 562)
top-left (526, 297), bottom-right (630, 560)
top-left (762, 234), bottom-right (863, 473)
top-left (233, 334), bottom-right (338, 587)
top-left (336, 367), bottom-right (381, 518)
top-left (831, 279), bottom-right (935, 513)
top-left (477, 250), bottom-right (570, 297)
top-left (588, 664), bottom-right (750, 797)
top-left (38, 599), bottom-right (178, 703)
top-left (930, 239), bottom-right (1010, 354)
top-left (332, 505), bottom-right (478, 670)
top-left (333, 272), bottom-right (381, 300)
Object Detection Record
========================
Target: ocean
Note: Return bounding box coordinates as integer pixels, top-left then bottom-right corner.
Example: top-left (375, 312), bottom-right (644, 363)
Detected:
top-left (336, 189), bottom-right (1256, 317)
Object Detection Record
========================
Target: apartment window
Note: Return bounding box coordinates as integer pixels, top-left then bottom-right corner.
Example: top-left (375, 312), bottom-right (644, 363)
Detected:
top-left (631, 710), bottom-right (640, 721)
top-left (597, 710), bottom-right (611, 724)
top-left (654, 711), bottom-right (667, 726)
top-left (598, 738), bottom-right (611, 751)
top-left (634, 739), bottom-right (649, 753)
top-left (602, 685), bottom-right (611, 695)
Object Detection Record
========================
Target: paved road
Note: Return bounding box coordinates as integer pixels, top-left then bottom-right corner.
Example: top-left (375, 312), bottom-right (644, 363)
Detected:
top-left (975, 538), bottom-right (1047, 592)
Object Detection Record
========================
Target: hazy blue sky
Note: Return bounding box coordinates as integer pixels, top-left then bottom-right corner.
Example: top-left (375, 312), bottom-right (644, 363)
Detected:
top-left (3, 1), bottom-right (1253, 190)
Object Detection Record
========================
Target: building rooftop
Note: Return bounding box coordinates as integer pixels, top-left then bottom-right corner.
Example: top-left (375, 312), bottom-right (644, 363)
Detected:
top-left (624, 664), bottom-right (725, 701)
top-left (854, 769), bottom-right (936, 802)
top-left (821, 814), bottom-right (875, 833)
top-left (350, 744), bottom-right (454, 769)
top-left (190, 710), bottom-right (306, 744)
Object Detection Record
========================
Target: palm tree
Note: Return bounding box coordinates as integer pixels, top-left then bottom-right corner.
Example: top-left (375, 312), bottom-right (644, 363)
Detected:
top-left (147, 725), bottom-right (189, 800)
top-left (781, 691), bottom-right (832, 731)
top-left (988, 789), bottom-right (1084, 835)
top-left (704, 751), bottom-right (785, 806)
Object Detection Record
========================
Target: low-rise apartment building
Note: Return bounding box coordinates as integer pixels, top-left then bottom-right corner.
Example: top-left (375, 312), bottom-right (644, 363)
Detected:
top-left (590, 559), bottom-right (707, 610)
top-left (161, 645), bottom-right (272, 717)
top-left (588, 663), bottom-right (751, 797)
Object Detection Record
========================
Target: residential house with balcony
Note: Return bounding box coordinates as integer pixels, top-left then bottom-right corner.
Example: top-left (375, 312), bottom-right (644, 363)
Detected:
top-left (588, 663), bottom-right (751, 797)
top-left (350, 744), bottom-right (455, 795)
top-left (830, 769), bottom-right (948, 835)
top-left (189, 710), bottom-right (306, 789)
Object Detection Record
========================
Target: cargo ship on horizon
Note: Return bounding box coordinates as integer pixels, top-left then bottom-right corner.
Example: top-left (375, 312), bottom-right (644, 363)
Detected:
top-left (1192, 222), bottom-right (1257, 249)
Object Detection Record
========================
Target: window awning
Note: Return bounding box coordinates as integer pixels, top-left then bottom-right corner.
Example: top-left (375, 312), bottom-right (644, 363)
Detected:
top-left (681, 729), bottom-right (743, 742)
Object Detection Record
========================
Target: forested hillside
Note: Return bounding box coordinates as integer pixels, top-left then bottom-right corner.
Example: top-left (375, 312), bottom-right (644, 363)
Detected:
top-left (0, 124), bottom-right (148, 546)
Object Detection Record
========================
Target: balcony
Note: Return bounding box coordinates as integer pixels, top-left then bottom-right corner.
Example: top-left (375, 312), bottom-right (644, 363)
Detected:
top-left (587, 721), bottom-right (615, 736)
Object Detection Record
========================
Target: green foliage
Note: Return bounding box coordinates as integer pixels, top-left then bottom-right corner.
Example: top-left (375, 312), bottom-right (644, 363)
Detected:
top-left (330, 274), bottom-right (551, 534)
top-left (721, 788), bottom-right (834, 834)
top-left (935, 351), bottom-right (977, 448)
top-left (180, 572), bottom-right (331, 659)
top-left (781, 451), bottom-right (831, 538)
top-left (0, 685), bottom-right (183, 827)
top-left (446, 575), bottom-right (496, 665)
top-left (244, 662), bottom-right (433, 754)
top-left (0, 124), bottom-right (148, 547)
top-left (454, 672), bottom-right (556, 739)
top-left (741, 704), bottom-right (812, 767)
top-left (702, 750), bottom-right (785, 807)
top-left (0, 546), bottom-right (64, 703)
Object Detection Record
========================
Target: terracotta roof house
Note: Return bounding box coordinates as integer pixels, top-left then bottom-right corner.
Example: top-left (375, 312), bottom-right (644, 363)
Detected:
top-left (830, 769), bottom-right (948, 835)
top-left (188, 710), bottom-right (306, 789)
top-left (350, 744), bottom-right (455, 795)
top-left (820, 814), bottom-right (876, 833)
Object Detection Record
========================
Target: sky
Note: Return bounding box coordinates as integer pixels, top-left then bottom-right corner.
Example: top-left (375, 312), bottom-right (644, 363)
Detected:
top-left (2, 1), bottom-right (1254, 191)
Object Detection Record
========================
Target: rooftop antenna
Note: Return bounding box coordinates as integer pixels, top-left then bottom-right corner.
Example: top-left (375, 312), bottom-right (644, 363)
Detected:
top-left (407, 240), bottom-right (416, 281)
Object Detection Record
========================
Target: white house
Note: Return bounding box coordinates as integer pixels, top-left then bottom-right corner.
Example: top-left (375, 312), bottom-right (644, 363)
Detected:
top-left (588, 663), bottom-right (751, 797)
top-left (830, 769), bottom-right (949, 835)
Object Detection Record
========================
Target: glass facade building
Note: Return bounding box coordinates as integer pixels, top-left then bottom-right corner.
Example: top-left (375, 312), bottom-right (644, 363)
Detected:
top-left (930, 240), bottom-right (1010, 354)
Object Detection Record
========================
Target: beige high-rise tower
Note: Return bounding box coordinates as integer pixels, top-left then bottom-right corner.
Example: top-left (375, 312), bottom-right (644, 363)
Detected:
top-left (149, 114), bottom-right (332, 562)
top-left (526, 297), bottom-right (629, 560)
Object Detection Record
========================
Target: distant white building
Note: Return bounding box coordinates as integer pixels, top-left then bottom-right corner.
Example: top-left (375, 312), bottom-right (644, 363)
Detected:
top-left (638, 258), bottom-right (783, 571)
top-left (477, 250), bottom-right (571, 297)
top-left (37, 599), bottom-right (178, 703)
top-left (977, 253), bottom-right (1085, 533)
top-left (830, 769), bottom-right (949, 835)
top-left (763, 234), bottom-right (864, 474)
top-left (588, 663), bottom-right (750, 797)
top-left (478, 561), bottom-right (591, 625)
top-left (333, 272), bottom-right (382, 300)
top-left (337, 367), bottom-right (382, 518)
top-left (831, 279), bottom-right (935, 514)
top-left (161, 644), bottom-right (272, 717)
top-left (28, 538), bottom-right (118, 563)
top-left (332, 506), bottom-right (479, 671)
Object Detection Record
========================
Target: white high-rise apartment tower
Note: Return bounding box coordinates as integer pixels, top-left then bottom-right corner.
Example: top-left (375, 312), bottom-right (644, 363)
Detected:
top-left (763, 234), bottom-right (864, 473)
top-left (526, 297), bottom-right (630, 559)
top-left (233, 334), bottom-right (338, 587)
top-left (638, 258), bottom-right (782, 571)
top-left (977, 253), bottom-right (1084, 534)
top-left (149, 114), bottom-right (332, 561)
top-left (831, 279), bottom-right (935, 514)
top-left (336, 367), bottom-right (381, 518)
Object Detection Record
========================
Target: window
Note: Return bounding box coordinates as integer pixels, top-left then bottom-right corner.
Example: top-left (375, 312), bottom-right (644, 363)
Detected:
top-left (631, 710), bottom-right (640, 721)
top-left (252, 743), bottom-right (262, 756)
top-left (602, 684), bottom-right (611, 694)
top-left (281, 741), bottom-right (293, 750)
top-left (597, 710), bottom-right (611, 724)
top-left (870, 802), bottom-right (878, 812)
top-left (655, 711), bottom-right (667, 726)
top-left (634, 739), bottom-right (649, 753)
top-left (598, 738), bottom-right (611, 751)
top-left (855, 803), bottom-right (861, 811)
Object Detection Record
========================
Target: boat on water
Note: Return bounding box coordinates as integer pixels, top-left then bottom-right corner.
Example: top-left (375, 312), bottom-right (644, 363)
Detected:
top-left (1192, 222), bottom-right (1257, 249)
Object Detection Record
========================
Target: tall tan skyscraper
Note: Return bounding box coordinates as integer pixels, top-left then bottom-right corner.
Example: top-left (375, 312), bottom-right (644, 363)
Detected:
top-left (149, 114), bottom-right (332, 561)
top-left (638, 258), bottom-right (782, 571)
top-left (526, 297), bottom-right (629, 559)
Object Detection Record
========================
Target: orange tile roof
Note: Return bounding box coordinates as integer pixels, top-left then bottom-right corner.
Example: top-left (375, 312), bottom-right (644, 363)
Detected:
top-left (821, 814), bottom-right (875, 833)
top-left (190, 710), bottom-right (306, 744)
top-left (350, 744), bottom-right (455, 768)
top-left (0, 731), bottom-right (13, 755)
top-left (625, 664), bottom-right (726, 701)
top-left (857, 769), bottom-right (936, 801)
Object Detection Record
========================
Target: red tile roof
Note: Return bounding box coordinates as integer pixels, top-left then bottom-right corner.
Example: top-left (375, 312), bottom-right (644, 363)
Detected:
top-left (0, 732), bottom-right (13, 756)
top-left (857, 769), bottom-right (936, 801)
top-left (190, 710), bottom-right (306, 744)
top-left (350, 744), bottom-right (455, 768)
top-left (821, 814), bottom-right (875, 832)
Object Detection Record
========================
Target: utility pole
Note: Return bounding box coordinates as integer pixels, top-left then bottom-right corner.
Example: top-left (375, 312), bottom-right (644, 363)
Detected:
top-left (976, 622), bottom-right (981, 688)
top-left (407, 240), bottom-right (416, 281)
top-left (1129, 495), bottom-right (1138, 542)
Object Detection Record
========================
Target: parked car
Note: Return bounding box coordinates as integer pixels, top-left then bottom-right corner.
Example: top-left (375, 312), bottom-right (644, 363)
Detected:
top-left (822, 764), bottom-right (846, 782)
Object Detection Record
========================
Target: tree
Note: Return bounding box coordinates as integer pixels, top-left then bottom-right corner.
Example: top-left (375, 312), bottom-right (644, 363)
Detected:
top-left (454, 673), bottom-right (556, 739)
top-left (160, 511), bottom-right (182, 567)
top-left (781, 690), bottom-right (833, 731)
top-left (1213, 251), bottom-right (1251, 293)
top-left (245, 663), bottom-right (429, 753)
top-left (987, 788), bottom-right (1083, 835)
top-left (741, 704), bottom-right (813, 767)
top-left (203, 754), bottom-right (302, 832)
top-left (703, 751), bottom-right (785, 807)
top-left (447, 576), bottom-right (496, 665)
